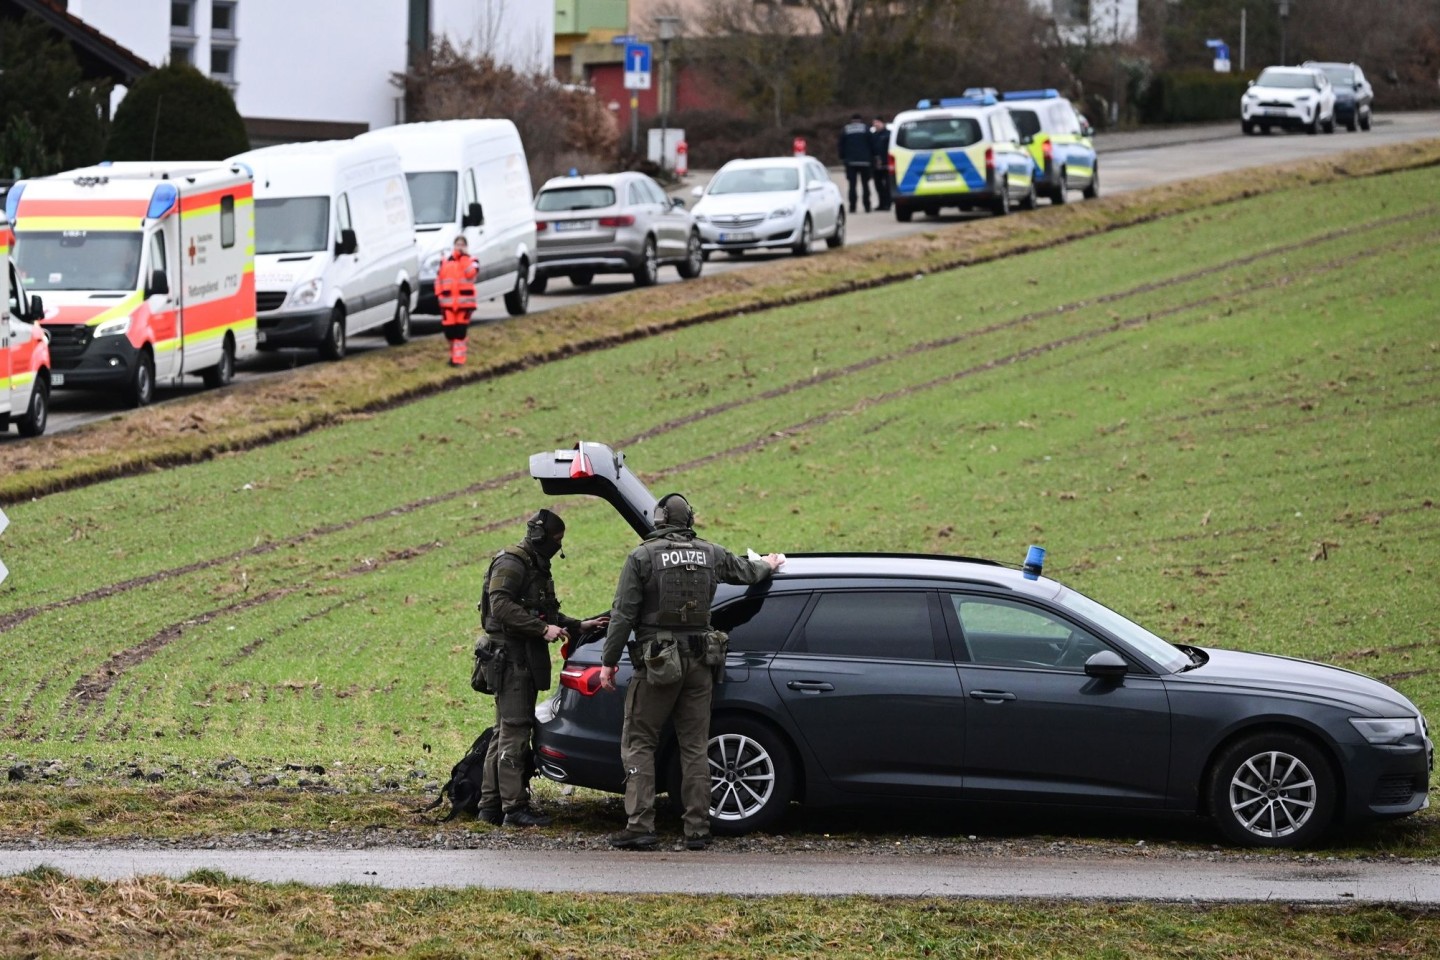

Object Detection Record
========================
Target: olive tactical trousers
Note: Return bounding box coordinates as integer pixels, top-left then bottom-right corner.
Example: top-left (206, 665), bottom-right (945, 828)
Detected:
top-left (621, 654), bottom-right (714, 837)
top-left (479, 662), bottom-right (536, 813)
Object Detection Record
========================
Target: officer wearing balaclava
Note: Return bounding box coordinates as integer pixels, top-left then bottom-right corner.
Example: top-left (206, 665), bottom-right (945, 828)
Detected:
top-left (477, 508), bottom-right (607, 826)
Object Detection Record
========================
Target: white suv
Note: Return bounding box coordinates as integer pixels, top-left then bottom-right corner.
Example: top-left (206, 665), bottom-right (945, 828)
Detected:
top-left (1241, 66), bottom-right (1336, 135)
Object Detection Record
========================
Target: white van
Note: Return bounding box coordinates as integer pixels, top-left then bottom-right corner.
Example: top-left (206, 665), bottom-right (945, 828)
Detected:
top-left (230, 140), bottom-right (420, 359)
top-left (358, 120), bottom-right (535, 317)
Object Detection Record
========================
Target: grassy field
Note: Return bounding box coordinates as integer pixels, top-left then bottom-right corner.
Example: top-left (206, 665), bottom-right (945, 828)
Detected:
top-left (0, 161), bottom-right (1437, 853)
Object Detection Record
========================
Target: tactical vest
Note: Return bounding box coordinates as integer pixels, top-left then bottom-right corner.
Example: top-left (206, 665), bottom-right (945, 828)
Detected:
top-left (639, 537), bottom-right (719, 631)
top-left (480, 546), bottom-right (558, 635)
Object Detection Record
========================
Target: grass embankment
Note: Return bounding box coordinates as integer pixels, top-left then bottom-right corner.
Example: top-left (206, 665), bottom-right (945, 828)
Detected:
top-left (1, 139), bottom-right (1437, 502)
top-left (3, 867), bottom-right (1439, 959)
top-left (0, 159), bottom-right (1437, 853)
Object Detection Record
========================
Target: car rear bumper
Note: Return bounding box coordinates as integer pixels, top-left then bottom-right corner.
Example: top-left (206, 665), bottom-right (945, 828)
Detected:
top-left (535, 252), bottom-right (641, 276)
top-left (534, 694), bottom-right (627, 792)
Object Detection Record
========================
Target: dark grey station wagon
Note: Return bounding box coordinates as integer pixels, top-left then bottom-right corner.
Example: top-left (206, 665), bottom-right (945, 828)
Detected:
top-left (529, 443), bottom-right (1433, 847)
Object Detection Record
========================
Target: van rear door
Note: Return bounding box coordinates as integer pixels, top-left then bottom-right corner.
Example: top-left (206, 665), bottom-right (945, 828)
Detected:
top-left (528, 441), bottom-right (657, 537)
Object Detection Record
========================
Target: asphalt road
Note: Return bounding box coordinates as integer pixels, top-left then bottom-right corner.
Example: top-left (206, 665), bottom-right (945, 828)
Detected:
top-left (20, 111), bottom-right (1440, 439)
top-left (5, 847), bottom-right (1440, 901)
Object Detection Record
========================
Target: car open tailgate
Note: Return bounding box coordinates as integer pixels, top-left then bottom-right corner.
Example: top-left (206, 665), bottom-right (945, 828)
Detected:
top-left (528, 441), bottom-right (657, 538)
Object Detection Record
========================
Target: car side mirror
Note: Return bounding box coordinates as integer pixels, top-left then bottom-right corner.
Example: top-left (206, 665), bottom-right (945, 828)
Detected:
top-left (26, 294), bottom-right (44, 322)
top-left (1247, 80), bottom-right (1254, 88)
top-left (336, 228), bottom-right (358, 256)
top-left (462, 202), bottom-right (484, 228)
top-left (690, 185), bottom-right (705, 199)
top-left (146, 269), bottom-right (169, 298)
top-left (670, 196), bottom-right (686, 210)
top-left (1084, 650), bottom-right (1129, 679)
top-left (806, 181), bottom-right (824, 192)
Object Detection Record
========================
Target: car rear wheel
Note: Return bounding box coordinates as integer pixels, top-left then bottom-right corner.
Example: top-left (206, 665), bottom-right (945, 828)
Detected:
top-left (993, 177), bottom-right (1011, 217)
top-left (1019, 179), bottom-right (1037, 211)
top-left (1208, 732), bottom-right (1336, 848)
top-left (1051, 172), bottom-right (1068, 205)
top-left (1241, 119), bottom-right (1254, 135)
top-left (894, 205), bottom-right (913, 222)
top-left (677, 231), bottom-right (704, 279)
top-left (1359, 108), bottom-right (1372, 131)
top-left (632, 239), bottom-right (659, 287)
top-left (825, 210), bottom-right (846, 248)
top-left (1323, 113), bottom-right (1336, 134)
top-left (383, 293), bottom-right (411, 345)
top-left (696, 717), bottom-right (796, 836)
top-left (791, 217), bottom-right (813, 256)
top-left (17, 378), bottom-right (48, 437)
top-left (201, 333), bottom-right (236, 388)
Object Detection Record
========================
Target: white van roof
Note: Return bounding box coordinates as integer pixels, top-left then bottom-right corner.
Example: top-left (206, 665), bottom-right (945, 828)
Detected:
top-left (230, 139), bottom-right (404, 198)
top-left (358, 120), bottom-right (522, 171)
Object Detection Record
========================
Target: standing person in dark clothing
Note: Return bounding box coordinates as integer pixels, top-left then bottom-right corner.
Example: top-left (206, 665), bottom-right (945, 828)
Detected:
top-left (870, 117), bottom-right (892, 212)
top-left (838, 113), bottom-right (874, 214)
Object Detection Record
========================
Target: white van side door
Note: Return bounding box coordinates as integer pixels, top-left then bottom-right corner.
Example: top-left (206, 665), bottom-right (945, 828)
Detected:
top-left (332, 192), bottom-right (366, 329)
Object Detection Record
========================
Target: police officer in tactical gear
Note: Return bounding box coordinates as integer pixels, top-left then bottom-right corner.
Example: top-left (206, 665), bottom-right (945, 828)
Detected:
top-left (598, 494), bottom-right (784, 850)
top-left (870, 117), bottom-right (892, 212)
top-left (478, 509), bottom-right (608, 826)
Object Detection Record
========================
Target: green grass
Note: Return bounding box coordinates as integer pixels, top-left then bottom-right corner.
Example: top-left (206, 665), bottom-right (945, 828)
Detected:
top-left (2, 869), bottom-right (1439, 959)
top-left (0, 162), bottom-right (1437, 850)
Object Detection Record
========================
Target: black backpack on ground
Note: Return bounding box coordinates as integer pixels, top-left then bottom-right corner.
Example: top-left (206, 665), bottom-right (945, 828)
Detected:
top-left (419, 727), bottom-right (494, 821)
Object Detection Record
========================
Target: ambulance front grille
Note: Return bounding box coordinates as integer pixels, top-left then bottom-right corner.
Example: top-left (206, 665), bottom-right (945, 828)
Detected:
top-left (42, 324), bottom-right (91, 358)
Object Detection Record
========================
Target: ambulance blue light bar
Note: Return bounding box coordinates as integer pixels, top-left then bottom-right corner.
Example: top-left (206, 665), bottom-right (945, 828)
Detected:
top-left (146, 183), bottom-right (179, 219)
top-left (1003, 89), bottom-right (1061, 101)
top-left (917, 95), bottom-right (997, 109)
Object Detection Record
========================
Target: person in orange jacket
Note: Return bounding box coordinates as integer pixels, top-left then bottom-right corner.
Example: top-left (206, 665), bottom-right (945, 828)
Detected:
top-left (435, 235), bottom-right (478, 365)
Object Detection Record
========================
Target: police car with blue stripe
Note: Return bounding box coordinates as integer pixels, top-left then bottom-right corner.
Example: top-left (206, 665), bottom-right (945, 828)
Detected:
top-left (886, 94), bottom-right (1036, 221)
top-left (1001, 89), bottom-right (1099, 205)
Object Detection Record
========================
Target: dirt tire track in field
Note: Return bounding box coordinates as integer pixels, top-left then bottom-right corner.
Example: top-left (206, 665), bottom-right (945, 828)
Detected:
top-left (4, 206), bottom-right (1431, 637)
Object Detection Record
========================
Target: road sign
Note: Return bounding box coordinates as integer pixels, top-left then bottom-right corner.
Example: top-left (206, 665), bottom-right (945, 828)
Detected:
top-left (0, 506), bottom-right (8, 585)
top-left (611, 34), bottom-right (638, 45)
top-left (623, 42), bottom-right (652, 91)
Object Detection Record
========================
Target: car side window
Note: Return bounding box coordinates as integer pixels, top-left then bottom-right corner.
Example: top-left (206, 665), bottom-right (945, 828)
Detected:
top-left (951, 595), bottom-right (1104, 670)
top-left (791, 591), bottom-right (936, 660)
top-left (712, 593), bottom-right (807, 653)
top-left (628, 182), bottom-right (647, 207)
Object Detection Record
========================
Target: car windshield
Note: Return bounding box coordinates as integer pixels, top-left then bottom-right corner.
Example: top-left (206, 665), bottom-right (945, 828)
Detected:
top-left (1008, 109), bottom-right (1042, 140)
top-left (404, 172), bottom-right (458, 226)
top-left (1257, 70), bottom-right (1318, 89)
top-left (535, 186), bottom-right (616, 212)
top-left (707, 167), bottom-right (800, 195)
top-left (255, 196), bottom-right (330, 254)
top-left (1054, 587), bottom-right (1191, 673)
top-left (15, 230), bottom-right (142, 291)
top-left (1318, 66), bottom-right (1354, 87)
top-left (896, 117), bottom-right (983, 150)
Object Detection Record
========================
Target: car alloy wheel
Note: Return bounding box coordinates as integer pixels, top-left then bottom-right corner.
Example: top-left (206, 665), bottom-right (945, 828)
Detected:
top-left (702, 718), bottom-right (795, 835)
top-left (1210, 733), bottom-right (1334, 847)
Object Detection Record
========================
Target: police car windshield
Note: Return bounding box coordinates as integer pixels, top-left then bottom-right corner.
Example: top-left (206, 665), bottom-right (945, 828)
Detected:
top-left (255, 197), bottom-right (330, 254)
top-left (1257, 69), bottom-right (1320, 89)
top-left (405, 172), bottom-right (458, 226)
top-left (1009, 110), bottom-right (1042, 140)
top-left (15, 231), bottom-right (142, 291)
top-left (897, 118), bottom-right (983, 150)
top-left (708, 167), bottom-right (800, 195)
top-left (1054, 588), bottom-right (1190, 673)
top-left (536, 186), bottom-right (616, 211)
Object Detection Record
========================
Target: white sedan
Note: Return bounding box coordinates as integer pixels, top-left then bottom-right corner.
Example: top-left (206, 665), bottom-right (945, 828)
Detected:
top-left (691, 157), bottom-right (846, 258)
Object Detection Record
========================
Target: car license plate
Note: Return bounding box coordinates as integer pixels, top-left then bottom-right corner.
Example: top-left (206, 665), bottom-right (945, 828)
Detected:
top-left (719, 232), bottom-right (755, 242)
top-left (926, 171), bottom-right (957, 182)
top-left (51, 373), bottom-right (65, 386)
top-left (555, 220), bottom-right (593, 232)
top-left (1262, 108), bottom-right (1287, 116)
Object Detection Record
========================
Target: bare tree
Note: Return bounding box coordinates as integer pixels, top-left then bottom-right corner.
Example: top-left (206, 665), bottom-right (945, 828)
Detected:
top-left (700, 0), bottom-right (829, 128)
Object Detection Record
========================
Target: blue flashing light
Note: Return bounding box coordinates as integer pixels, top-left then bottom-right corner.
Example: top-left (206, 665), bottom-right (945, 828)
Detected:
top-left (1003, 89), bottom-right (1061, 101)
top-left (146, 182), bottom-right (179, 220)
top-left (964, 87), bottom-right (999, 100)
top-left (917, 94), bottom-right (997, 109)
top-left (1022, 544), bottom-right (1046, 581)
top-left (568, 168), bottom-right (580, 177)
top-left (98, 160), bottom-right (113, 167)
top-left (4, 183), bottom-right (24, 223)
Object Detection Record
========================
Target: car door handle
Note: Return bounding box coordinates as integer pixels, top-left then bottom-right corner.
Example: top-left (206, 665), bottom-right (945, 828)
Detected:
top-left (969, 690), bottom-right (1017, 703)
top-left (787, 681), bottom-right (834, 693)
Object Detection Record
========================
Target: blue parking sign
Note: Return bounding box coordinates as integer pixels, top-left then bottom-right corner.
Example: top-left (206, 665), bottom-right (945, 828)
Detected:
top-left (623, 43), bottom-right (652, 91)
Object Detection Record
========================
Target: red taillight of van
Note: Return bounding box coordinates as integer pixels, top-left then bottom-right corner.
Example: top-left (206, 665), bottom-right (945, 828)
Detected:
top-left (535, 221), bottom-right (548, 232)
top-left (985, 147), bottom-right (995, 173)
top-left (597, 215), bottom-right (635, 227)
top-left (560, 665), bottom-right (604, 696)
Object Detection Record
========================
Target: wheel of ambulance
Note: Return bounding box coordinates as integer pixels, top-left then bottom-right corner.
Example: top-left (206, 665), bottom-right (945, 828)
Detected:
top-left (825, 209), bottom-right (846, 249)
top-left (1020, 179), bottom-right (1038, 211)
top-left (1208, 731), bottom-right (1336, 848)
top-left (504, 262), bottom-right (530, 316)
top-left (677, 231), bottom-right (704, 279)
top-left (530, 273), bottom-right (549, 295)
top-left (17, 378), bottom-right (49, 438)
top-left (319, 307), bottom-right (347, 361)
top-left (791, 217), bottom-right (813, 257)
top-left (128, 348), bottom-right (156, 407)
top-left (383, 292), bottom-right (411, 345)
top-left (992, 176), bottom-right (1012, 217)
top-left (1082, 164), bottom-right (1100, 200)
top-left (894, 205), bottom-right (913, 223)
top-left (1051, 171), bottom-right (1069, 205)
top-left (676, 716), bottom-right (796, 836)
top-left (632, 238), bottom-right (659, 287)
top-left (201, 333), bottom-right (235, 388)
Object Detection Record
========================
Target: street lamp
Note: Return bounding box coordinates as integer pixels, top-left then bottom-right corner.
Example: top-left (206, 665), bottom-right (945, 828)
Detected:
top-left (656, 16), bottom-right (680, 173)
top-left (1277, 0), bottom-right (1292, 65)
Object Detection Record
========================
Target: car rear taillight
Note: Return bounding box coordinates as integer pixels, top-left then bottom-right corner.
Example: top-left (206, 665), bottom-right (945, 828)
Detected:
top-left (985, 147), bottom-right (995, 173)
top-left (535, 221), bottom-right (548, 232)
top-left (1042, 139), bottom-right (1053, 164)
top-left (560, 665), bottom-right (604, 696)
top-left (598, 215), bottom-right (635, 227)
top-left (569, 451), bottom-right (594, 478)
top-left (887, 153), bottom-right (896, 175)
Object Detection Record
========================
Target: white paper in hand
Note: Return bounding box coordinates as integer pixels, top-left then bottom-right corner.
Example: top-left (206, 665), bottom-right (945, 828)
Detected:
top-left (746, 548), bottom-right (761, 561)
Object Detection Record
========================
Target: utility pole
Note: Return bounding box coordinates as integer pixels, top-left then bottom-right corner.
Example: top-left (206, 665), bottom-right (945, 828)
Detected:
top-left (1240, 8), bottom-right (1247, 71)
top-left (656, 16), bottom-right (679, 174)
top-left (1277, 0), bottom-right (1291, 65)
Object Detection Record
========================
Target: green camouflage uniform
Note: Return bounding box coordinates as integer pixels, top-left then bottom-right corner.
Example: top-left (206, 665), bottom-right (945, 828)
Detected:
top-left (478, 540), bottom-right (583, 815)
top-left (602, 523), bottom-right (775, 839)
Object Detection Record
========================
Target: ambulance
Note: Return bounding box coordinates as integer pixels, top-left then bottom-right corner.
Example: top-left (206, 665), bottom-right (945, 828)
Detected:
top-left (1001, 89), bottom-right (1098, 205)
top-left (6, 163), bottom-right (257, 407)
top-left (1, 215), bottom-right (52, 437)
top-left (887, 94), bottom-right (1036, 221)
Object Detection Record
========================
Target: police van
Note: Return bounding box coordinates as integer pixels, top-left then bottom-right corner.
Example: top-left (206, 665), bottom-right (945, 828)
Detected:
top-left (1001, 89), bottom-right (1098, 205)
top-left (1, 214), bottom-right (52, 437)
top-left (886, 94), bottom-right (1036, 221)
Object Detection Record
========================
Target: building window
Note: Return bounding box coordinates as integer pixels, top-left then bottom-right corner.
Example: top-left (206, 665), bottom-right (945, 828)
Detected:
top-left (212, 1), bottom-right (237, 37)
top-left (171, 1), bottom-right (195, 32)
top-left (170, 43), bottom-right (194, 66)
top-left (210, 44), bottom-right (236, 80)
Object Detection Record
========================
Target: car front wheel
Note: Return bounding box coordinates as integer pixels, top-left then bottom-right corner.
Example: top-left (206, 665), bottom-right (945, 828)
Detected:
top-left (677, 231), bottom-right (704, 279)
top-left (695, 717), bottom-right (796, 836)
top-left (1208, 732), bottom-right (1336, 848)
top-left (825, 209), bottom-right (846, 248)
top-left (791, 217), bottom-right (813, 256)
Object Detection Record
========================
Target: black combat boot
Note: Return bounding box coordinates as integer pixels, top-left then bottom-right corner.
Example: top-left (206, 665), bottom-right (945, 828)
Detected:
top-left (503, 806), bottom-right (552, 827)
top-left (684, 834), bottom-right (711, 850)
top-left (609, 828), bottom-right (659, 850)
top-left (476, 806), bottom-right (503, 826)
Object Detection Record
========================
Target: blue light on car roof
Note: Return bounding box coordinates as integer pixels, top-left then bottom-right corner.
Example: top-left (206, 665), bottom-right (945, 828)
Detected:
top-left (146, 182), bottom-right (179, 220)
top-left (1003, 89), bottom-right (1060, 101)
top-left (1022, 544), bottom-right (1046, 580)
top-left (4, 183), bottom-right (23, 223)
top-left (917, 95), bottom-right (997, 109)
top-left (964, 87), bottom-right (999, 99)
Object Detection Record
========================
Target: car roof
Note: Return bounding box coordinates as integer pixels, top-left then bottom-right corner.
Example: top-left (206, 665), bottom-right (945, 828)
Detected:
top-left (1260, 65), bottom-right (1322, 76)
top-left (893, 104), bottom-right (1000, 124)
top-left (539, 173), bottom-right (632, 190)
top-left (717, 157), bottom-right (807, 170)
top-left (761, 553), bottom-right (1062, 597)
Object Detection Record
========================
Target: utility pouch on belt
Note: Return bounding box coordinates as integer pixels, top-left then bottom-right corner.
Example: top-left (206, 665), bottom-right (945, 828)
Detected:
top-left (471, 634), bottom-right (505, 695)
top-left (644, 638), bottom-right (683, 686)
top-left (702, 630), bottom-right (729, 667)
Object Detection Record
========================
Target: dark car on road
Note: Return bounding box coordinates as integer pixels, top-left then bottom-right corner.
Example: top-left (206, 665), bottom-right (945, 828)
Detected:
top-left (530, 443), bottom-right (1433, 848)
top-left (1304, 61), bottom-right (1374, 132)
